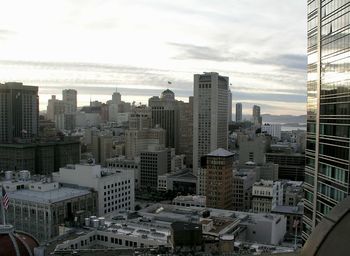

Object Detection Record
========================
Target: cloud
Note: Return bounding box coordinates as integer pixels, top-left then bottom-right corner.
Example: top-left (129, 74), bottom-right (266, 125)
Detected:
top-left (0, 29), bottom-right (15, 40)
top-left (169, 42), bottom-right (306, 71)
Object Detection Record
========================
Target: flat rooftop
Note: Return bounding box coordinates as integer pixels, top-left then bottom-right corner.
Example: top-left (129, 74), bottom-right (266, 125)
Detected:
top-left (272, 205), bottom-right (304, 215)
top-left (8, 187), bottom-right (91, 204)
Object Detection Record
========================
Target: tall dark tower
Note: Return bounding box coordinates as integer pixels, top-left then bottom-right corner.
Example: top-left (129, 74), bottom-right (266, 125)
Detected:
top-left (303, 0), bottom-right (350, 242)
top-left (0, 82), bottom-right (39, 143)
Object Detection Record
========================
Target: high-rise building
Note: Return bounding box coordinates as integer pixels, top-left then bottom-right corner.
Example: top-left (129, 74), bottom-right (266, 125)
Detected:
top-left (149, 89), bottom-right (179, 151)
top-left (62, 89), bottom-right (77, 113)
top-left (178, 97), bottom-right (193, 167)
top-left (128, 105), bottom-right (152, 130)
top-left (236, 102), bottom-right (242, 122)
top-left (140, 146), bottom-right (172, 190)
top-left (252, 105), bottom-right (262, 126)
top-left (303, 0), bottom-right (350, 242)
top-left (193, 72), bottom-right (229, 173)
top-left (201, 148), bottom-right (233, 210)
top-left (0, 82), bottom-right (39, 143)
top-left (228, 88), bottom-right (232, 123)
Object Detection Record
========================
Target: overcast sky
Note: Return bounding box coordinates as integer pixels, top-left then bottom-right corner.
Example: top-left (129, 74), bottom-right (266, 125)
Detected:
top-left (0, 0), bottom-right (307, 115)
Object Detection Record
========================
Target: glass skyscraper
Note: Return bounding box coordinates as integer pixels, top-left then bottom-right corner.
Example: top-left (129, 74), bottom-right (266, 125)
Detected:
top-left (304, 0), bottom-right (350, 241)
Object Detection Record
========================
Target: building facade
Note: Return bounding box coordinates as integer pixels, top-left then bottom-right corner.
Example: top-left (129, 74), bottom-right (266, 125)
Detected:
top-left (232, 169), bottom-right (256, 211)
top-left (62, 89), bottom-right (77, 113)
top-left (252, 180), bottom-right (283, 213)
top-left (2, 181), bottom-right (96, 242)
top-left (0, 82), bottom-right (39, 143)
top-left (202, 148), bottom-right (233, 210)
top-left (140, 146), bottom-right (171, 191)
top-left (236, 102), bottom-right (242, 122)
top-left (261, 123), bottom-right (282, 139)
top-left (53, 164), bottom-right (135, 216)
top-left (304, 0), bottom-right (350, 241)
top-left (0, 139), bottom-right (81, 175)
top-left (228, 88), bottom-right (232, 123)
top-left (252, 105), bottom-right (262, 127)
top-left (193, 72), bottom-right (229, 173)
top-left (149, 89), bottom-right (180, 151)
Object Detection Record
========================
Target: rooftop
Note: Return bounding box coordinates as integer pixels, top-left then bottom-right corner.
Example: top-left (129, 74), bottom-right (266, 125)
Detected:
top-left (8, 186), bottom-right (91, 204)
top-left (207, 148), bottom-right (233, 157)
top-left (272, 205), bottom-right (304, 215)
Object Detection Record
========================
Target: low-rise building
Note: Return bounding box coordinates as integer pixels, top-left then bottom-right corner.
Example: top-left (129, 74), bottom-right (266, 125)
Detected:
top-left (272, 203), bottom-right (303, 238)
top-left (172, 195), bottom-right (206, 208)
top-left (232, 169), bottom-right (256, 211)
top-left (157, 169), bottom-right (197, 195)
top-left (53, 163), bottom-right (135, 216)
top-left (1, 180), bottom-right (96, 242)
top-left (252, 180), bottom-right (283, 213)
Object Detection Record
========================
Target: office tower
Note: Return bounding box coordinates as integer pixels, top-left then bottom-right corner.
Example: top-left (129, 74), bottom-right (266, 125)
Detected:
top-left (149, 89), bottom-right (179, 151)
top-left (228, 88), bottom-right (232, 123)
top-left (125, 128), bottom-right (166, 160)
top-left (232, 169), bottom-right (256, 211)
top-left (303, 0), bottom-right (350, 241)
top-left (62, 89), bottom-right (77, 113)
top-left (0, 82), bottom-right (39, 143)
top-left (47, 95), bottom-right (71, 130)
top-left (55, 164), bottom-right (134, 216)
top-left (0, 139), bottom-right (81, 175)
top-left (202, 148), bottom-right (233, 210)
top-left (62, 89), bottom-right (77, 130)
top-left (236, 102), bottom-right (242, 122)
top-left (128, 105), bottom-right (152, 130)
top-left (193, 72), bottom-right (229, 173)
top-left (252, 105), bottom-right (262, 126)
top-left (178, 97), bottom-right (193, 167)
top-left (140, 146), bottom-right (171, 190)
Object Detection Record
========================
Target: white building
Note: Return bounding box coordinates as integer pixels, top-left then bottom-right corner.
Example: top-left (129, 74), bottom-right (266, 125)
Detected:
top-left (53, 163), bottom-right (135, 216)
top-left (262, 123), bottom-right (282, 139)
top-left (252, 180), bottom-right (283, 213)
top-left (106, 156), bottom-right (140, 190)
top-left (193, 72), bottom-right (229, 174)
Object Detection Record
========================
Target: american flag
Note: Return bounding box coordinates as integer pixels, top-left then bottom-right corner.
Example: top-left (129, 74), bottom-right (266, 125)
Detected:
top-left (2, 186), bottom-right (9, 210)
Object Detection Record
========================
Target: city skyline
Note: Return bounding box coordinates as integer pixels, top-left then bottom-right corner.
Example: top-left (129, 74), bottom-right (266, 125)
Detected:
top-left (0, 0), bottom-right (306, 115)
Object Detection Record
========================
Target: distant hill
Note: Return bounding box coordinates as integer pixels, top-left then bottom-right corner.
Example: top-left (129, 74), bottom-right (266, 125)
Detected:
top-left (261, 114), bottom-right (306, 124)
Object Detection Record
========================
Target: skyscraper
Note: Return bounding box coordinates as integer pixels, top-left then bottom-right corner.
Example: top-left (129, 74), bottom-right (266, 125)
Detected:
top-left (193, 72), bottom-right (229, 173)
top-left (62, 89), bottom-right (77, 113)
top-left (236, 102), bottom-right (242, 122)
top-left (0, 82), bottom-right (39, 143)
top-left (228, 88), bottom-right (232, 123)
top-left (303, 0), bottom-right (350, 242)
top-left (149, 89), bottom-right (179, 151)
top-left (252, 105), bottom-right (262, 126)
